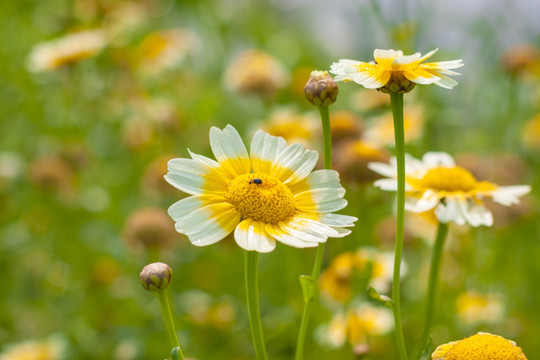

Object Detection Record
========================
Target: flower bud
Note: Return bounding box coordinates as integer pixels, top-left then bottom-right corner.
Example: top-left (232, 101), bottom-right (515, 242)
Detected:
top-left (378, 72), bottom-right (416, 94)
top-left (304, 70), bottom-right (339, 106)
top-left (139, 262), bottom-right (172, 292)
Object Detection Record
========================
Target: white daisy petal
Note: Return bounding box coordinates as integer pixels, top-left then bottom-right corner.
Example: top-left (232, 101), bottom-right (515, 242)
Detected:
top-left (178, 203), bottom-right (240, 246)
top-left (404, 190), bottom-right (439, 213)
top-left (294, 188), bottom-right (347, 213)
top-left (373, 178), bottom-right (399, 191)
top-left (168, 196), bottom-right (203, 221)
top-left (165, 158), bottom-right (228, 195)
top-left (418, 48), bottom-right (439, 62)
top-left (289, 169), bottom-right (342, 195)
top-left (272, 143), bottom-right (318, 184)
top-left (392, 52), bottom-right (421, 67)
top-left (374, 49), bottom-right (403, 61)
top-left (435, 197), bottom-right (465, 225)
top-left (250, 130), bottom-right (287, 173)
top-left (368, 162), bottom-right (396, 178)
top-left (209, 125), bottom-right (250, 177)
top-left (317, 213), bottom-right (358, 227)
top-left (459, 200), bottom-right (493, 227)
top-left (265, 223), bottom-right (319, 248)
top-left (433, 74), bottom-right (459, 89)
top-left (491, 185), bottom-right (531, 206)
top-left (234, 219), bottom-right (276, 253)
top-left (422, 152), bottom-right (455, 168)
top-left (278, 218), bottom-right (329, 243)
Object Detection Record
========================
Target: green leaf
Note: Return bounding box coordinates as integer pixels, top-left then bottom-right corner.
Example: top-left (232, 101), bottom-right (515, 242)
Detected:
top-left (299, 275), bottom-right (316, 303)
top-left (367, 284), bottom-right (394, 308)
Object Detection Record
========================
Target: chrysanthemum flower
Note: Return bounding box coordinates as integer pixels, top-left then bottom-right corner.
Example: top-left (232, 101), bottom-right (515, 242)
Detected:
top-left (0, 336), bottom-right (65, 360)
top-left (27, 30), bottom-right (107, 72)
top-left (432, 332), bottom-right (527, 360)
top-left (330, 49), bottom-right (463, 92)
top-left (456, 291), bottom-right (505, 325)
top-left (368, 152), bottom-right (531, 227)
top-left (165, 125), bottom-right (356, 253)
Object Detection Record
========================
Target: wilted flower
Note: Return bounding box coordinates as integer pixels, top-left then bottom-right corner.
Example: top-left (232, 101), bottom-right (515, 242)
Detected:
top-left (456, 291), bottom-right (505, 326)
top-left (123, 207), bottom-right (178, 253)
top-left (27, 156), bottom-right (75, 199)
top-left (330, 48), bottom-right (463, 93)
top-left (317, 303), bottom-right (393, 348)
top-left (165, 125), bottom-right (356, 253)
top-left (224, 50), bottom-right (289, 98)
top-left (27, 30), bottom-right (107, 72)
top-left (369, 152), bottom-right (531, 226)
top-left (432, 332), bottom-right (527, 360)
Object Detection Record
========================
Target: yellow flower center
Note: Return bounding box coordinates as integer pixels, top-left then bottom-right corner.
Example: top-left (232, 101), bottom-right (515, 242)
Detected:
top-left (408, 166), bottom-right (496, 193)
top-left (445, 333), bottom-right (527, 360)
top-left (228, 172), bottom-right (296, 224)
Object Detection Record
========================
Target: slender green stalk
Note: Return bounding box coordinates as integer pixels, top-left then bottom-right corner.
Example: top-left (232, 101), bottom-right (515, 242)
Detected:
top-left (245, 251), bottom-right (269, 360)
top-left (390, 93), bottom-right (408, 360)
top-left (294, 105), bottom-right (332, 360)
top-left (157, 290), bottom-right (185, 360)
top-left (414, 222), bottom-right (448, 360)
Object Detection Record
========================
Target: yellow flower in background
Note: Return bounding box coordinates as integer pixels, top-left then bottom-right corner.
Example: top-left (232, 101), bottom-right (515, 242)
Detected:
top-left (165, 125), bottom-right (356, 253)
top-left (522, 112), bottom-right (540, 150)
top-left (27, 30), bottom-right (107, 72)
top-left (319, 248), bottom-right (405, 303)
top-left (456, 291), bottom-right (505, 326)
top-left (261, 108), bottom-right (320, 148)
top-left (363, 105), bottom-right (424, 146)
top-left (224, 49), bottom-right (289, 98)
top-left (330, 48), bottom-right (463, 92)
top-left (137, 29), bottom-right (199, 74)
top-left (432, 333), bottom-right (527, 360)
top-left (317, 303), bottom-right (393, 348)
top-left (0, 337), bottom-right (65, 360)
top-left (369, 152), bottom-right (531, 226)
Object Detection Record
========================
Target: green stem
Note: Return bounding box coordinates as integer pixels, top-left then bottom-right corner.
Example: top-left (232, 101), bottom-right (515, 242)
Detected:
top-left (157, 290), bottom-right (185, 360)
top-left (414, 222), bottom-right (448, 360)
top-left (294, 105), bottom-right (332, 360)
top-left (390, 93), bottom-right (408, 360)
top-left (245, 251), bottom-right (269, 360)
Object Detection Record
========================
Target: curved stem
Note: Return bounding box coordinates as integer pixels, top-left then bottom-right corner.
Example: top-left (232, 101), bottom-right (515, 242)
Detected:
top-left (415, 222), bottom-right (448, 359)
top-left (245, 251), bottom-right (269, 360)
top-left (157, 290), bottom-right (185, 360)
top-left (295, 105), bottom-right (332, 360)
top-left (390, 93), bottom-right (408, 360)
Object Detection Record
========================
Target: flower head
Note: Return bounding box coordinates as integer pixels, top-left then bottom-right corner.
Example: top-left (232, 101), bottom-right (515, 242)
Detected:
top-left (330, 49), bottom-right (463, 93)
top-left (165, 125), bottom-right (356, 253)
top-left (368, 152), bottom-right (531, 227)
top-left (0, 336), bottom-right (66, 360)
top-left (139, 262), bottom-right (172, 292)
top-left (432, 332), bottom-right (527, 360)
top-left (304, 70), bottom-right (339, 106)
top-left (456, 291), bottom-right (505, 326)
top-left (27, 30), bottom-right (107, 72)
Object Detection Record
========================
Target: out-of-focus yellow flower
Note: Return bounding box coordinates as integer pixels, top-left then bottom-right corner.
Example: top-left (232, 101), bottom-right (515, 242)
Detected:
top-left (363, 105), bottom-right (424, 146)
top-left (179, 291), bottom-right (237, 329)
top-left (319, 248), bottom-right (405, 303)
top-left (349, 89), bottom-right (390, 112)
top-left (522, 113), bottom-right (540, 150)
top-left (137, 29), bottom-right (199, 74)
top-left (501, 43), bottom-right (540, 77)
top-left (331, 48), bottom-right (463, 93)
top-left (333, 139), bottom-right (389, 184)
top-left (330, 110), bottom-right (364, 144)
top-left (369, 152), bottom-right (531, 227)
top-left (432, 332), bottom-right (527, 360)
top-left (456, 291), bottom-right (505, 326)
top-left (224, 49), bottom-right (289, 98)
top-left (261, 108), bottom-right (320, 148)
top-left (0, 337), bottom-right (65, 360)
top-left (27, 30), bottom-right (107, 72)
top-left (318, 303), bottom-right (393, 348)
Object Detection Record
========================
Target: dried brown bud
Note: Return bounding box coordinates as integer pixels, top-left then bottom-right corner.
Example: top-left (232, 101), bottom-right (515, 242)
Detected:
top-left (139, 262), bottom-right (172, 292)
top-left (304, 70), bottom-right (339, 106)
top-left (378, 72), bottom-right (416, 94)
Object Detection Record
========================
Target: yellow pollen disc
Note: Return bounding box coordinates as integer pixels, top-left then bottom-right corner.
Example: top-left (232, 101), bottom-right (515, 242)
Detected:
top-left (228, 172), bottom-right (296, 224)
top-left (408, 166), bottom-right (496, 193)
top-left (444, 333), bottom-right (527, 360)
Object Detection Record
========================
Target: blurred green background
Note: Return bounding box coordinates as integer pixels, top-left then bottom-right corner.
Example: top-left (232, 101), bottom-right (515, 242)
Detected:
top-left (2, 0), bottom-right (540, 359)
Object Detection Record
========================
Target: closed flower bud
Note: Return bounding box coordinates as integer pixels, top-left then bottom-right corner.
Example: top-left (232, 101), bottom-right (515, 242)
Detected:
top-left (139, 262), bottom-right (172, 292)
top-left (304, 70), bottom-right (339, 106)
top-left (379, 72), bottom-right (416, 94)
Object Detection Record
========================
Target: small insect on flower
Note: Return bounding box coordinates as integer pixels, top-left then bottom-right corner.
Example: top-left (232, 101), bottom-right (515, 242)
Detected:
top-left (165, 125), bottom-right (357, 253)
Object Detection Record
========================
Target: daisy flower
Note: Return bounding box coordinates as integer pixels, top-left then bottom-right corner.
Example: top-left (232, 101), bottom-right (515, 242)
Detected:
top-left (27, 30), bottom-right (107, 72)
top-left (330, 48), bottom-right (463, 92)
top-left (165, 125), bottom-right (356, 253)
top-left (368, 152), bottom-right (531, 227)
top-left (432, 332), bottom-right (527, 360)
